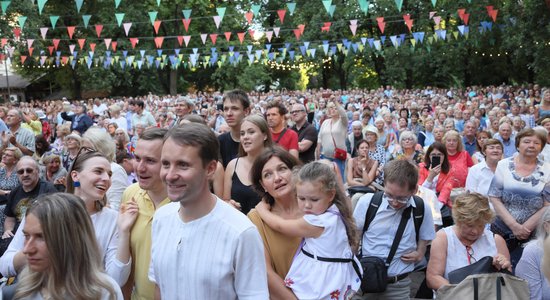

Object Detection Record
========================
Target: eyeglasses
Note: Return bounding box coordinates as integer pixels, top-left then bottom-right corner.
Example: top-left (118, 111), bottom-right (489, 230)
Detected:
top-left (290, 110), bottom-right (305, 114)
top-left (17, 168), bottom-right (35, 175)
top-left (384, 192), bottom-right (410, 204)
top-left (402, 137), bottom-right (414, 142)
top-left (466, 245), bottom-right (476, 264)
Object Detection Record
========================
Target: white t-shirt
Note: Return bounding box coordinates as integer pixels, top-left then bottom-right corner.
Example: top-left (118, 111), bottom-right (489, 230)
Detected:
top-left (21, 274), bottom-right (123, 299)
top-left (149, 198), bottom-right (268, 300)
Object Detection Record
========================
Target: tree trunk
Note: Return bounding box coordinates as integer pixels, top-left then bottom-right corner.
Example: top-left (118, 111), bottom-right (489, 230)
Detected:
top-left (169, 69), bottom-right (177, 95)
top-left (72, 69), bottom-right (82, 99)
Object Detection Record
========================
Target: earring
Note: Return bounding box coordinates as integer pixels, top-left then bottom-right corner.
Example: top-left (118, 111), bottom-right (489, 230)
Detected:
top-left (73, 181), bottom-right (81, 188)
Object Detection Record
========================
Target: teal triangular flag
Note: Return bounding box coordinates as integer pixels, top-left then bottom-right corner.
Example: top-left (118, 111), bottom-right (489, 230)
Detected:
top-left (431, 0), bottom-right (436, 7)
top-left (156, 0), bottom-right (160, 6)
top-left (358, 0), bottom-right (369, 14)
top-left (322, 0), bottom-right (331, 13)
top-left (37, 0), bottom-right (47, 15)
top-left (115, 13), bottom-right (124, 27)
top-left (182, 9), bottom-right (191, 19)
top-left (395, 0), bottom-right (403, 11)
top-left (75, 0), bottom-right (83, 13)
top-left (50, 15), bottom-right (59, 29)
top-left (287, 2), bottom-right (296, 15)
top-left (0, 1), bottom-right (10, 15)
top-left (329, 4), bottom-right (336, 17)
top-left (216, 7), bottom-right (226, 21)
top-left (148, 11), bottom-right (157, 26)
top-left (82, 14), bottom-right (91, 28)
top-left (114, 0), bottom-right (121, 8)
top-left (251, 4), bottom-right (261, 16)
top-left (18, 16), bottom-right (27, 29)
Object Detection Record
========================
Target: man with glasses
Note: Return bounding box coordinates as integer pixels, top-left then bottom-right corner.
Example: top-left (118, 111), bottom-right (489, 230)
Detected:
top-left (0, 157), bottom-right (56, 254)
top-left (353, 160), bottom-right (435, 299)
top-left (290, 103), bottom-right (317, 163)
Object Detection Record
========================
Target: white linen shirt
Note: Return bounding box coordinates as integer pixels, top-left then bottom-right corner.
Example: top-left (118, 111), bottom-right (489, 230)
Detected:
top-left (149, 198), bottom-right (268, 300)
top-left (465, 161), bottom-right (495, 197)
top-left (353, 193), bottom-right (435, 277)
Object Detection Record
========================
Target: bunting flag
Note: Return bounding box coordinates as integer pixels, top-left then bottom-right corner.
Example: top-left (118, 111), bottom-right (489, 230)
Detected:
top-left (114, 0), bottom-right (121, 8)
top-left (245, 12), bottom-right (253, 24)
top-left (129, 38), bottom-right (138, 48)
top-left (358, 0), bottom-right (369, 14)
top-left (49, 15), bottom-right (59, 29)
top-left (78, 38), bottom-right (85, 50)
top-left (123, 23), bottom-right (132, 36)
top-left (277, 9), bottom-right (286, 23)
top-left (95, 24), bottom-right (103, 38)
top-left (349, 20), bottom-right (358, 36)
top-left (265, 31), bottom-right (273, 42)
top-left (431, 0), bottom-right (437, 7)
top-left (18, 16), bottom-right (26, 30)
top-left (1, 1), bottom-right (10, 15)
top-left (182, 9), bottom-right (191, 19)
top-left (75, 0), bottom-right (83, 13)
top-left (213, 15), bottom-right (221, 28)
top-left (153, 20), bottom-right (162, 34)
top-left (321, 22), bottom-right (331, 32)
top-left (224, 32), bottom-right (231, 41)
top-left (27, 39), bottom-right (34, 49)
top-left (376, 17), bottom-right (385, 33)
top-left (209, 34), bottom-right (218, 45)
top-left (154, 37), bottom-right (164, 48)
top-left (182, 19), bottom-right (191, 32)
top-left (273, 27), bottom-right (280, 37)
top-left (237, 32), bottom-right (245, 44)
top-left (216, 7), bottom-right (226, 21)
top-left (395, 0), bottom-right (403, 12)
top-left (37, 0), bottom-right (47, 15)
top-left (67, 26), bottom-right (76, 39)
top-left (148, 11), bottom-right (157, 26)
top-left (82, 15), bottom-right (91, 28)
top-left (287, 2), bottom-right (296, 15)
top-left (322, 0), bottom-right (332, 14)
top-left (183, 36), bottom-right (190, 47)
top-left (52, 39), bottom-right (60, 50)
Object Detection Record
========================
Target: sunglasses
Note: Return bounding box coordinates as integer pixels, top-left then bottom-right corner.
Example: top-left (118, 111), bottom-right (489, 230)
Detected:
top-left (17, 168), bottom-right (35, 175)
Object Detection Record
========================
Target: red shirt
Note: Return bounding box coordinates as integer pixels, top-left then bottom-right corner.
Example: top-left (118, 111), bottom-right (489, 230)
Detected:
top-left (271, 129), bottom-right (299, 151)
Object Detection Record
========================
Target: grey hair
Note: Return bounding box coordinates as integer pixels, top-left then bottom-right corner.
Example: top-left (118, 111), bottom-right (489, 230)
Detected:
top-left (399, 130), bottom-right (417, 145)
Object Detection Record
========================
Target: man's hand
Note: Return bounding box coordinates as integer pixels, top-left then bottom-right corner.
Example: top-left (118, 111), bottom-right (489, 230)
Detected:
top-left (400, 251), bottom-right (423, 263)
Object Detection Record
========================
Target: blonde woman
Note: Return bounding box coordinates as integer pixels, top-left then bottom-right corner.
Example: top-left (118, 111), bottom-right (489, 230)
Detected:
top-left (443, 130), bottom-right (473, 187)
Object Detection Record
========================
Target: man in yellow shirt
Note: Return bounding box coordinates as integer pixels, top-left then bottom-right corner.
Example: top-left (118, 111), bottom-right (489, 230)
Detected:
top-left (119, 127), bottom-right (170, 300)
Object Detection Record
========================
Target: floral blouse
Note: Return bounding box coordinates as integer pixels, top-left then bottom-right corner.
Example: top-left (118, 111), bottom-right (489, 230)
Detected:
top-left (0, 167), bottom-right (19, 191)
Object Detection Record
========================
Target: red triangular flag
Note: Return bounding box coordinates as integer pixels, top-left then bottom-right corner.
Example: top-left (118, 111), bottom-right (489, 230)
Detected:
top-left (490, 10), bottom-right (498, 22)
top-left (377, 22), bottom-right (385, 33)
top-left (248, 29), bottom-right (255, 38)
top-left (48, 46), bottom-right (54, 55)
top-left (67, 26), bottom-right (76, 39)
top-left (53, 39), bottom-right (60, 50)
top-left (177, 36), bottom-right (183, 47)
top-left (90, 43), bottom-right (96, 52)
top-left (209, 34), bottom-right (218, 45)
top-left (224, 32), bottom-right (232, 41)
top-left (457, 9), bottom-right (466, 20)
top-left (95, 25), bottom-right (103, 38)
top-left (28, 48), bottom-right (34, 56)
top-left (403, 14), bottom-right (411, 22)
top-left (405, 19), bottom-right (413, 31)
top-left (0, 39), bottom-right (6, 47)
top-left (182, 19), bottom-right (191, 32)
top-left (61, 56), bottom-right (69, 65)
top-left (111, 41), bottom-right (117, 52)
top-left (298, 24), bottom-right (305, 34)
top-left (463, 13), bottom-right (470, 25)
top-left (277, 9), bottom-right (286, 23)
top-left (20, 56), bottom-right (27, 64)
top-left (78, 39), bottom-right (86, 50)
top-left (486, 5), bottom-right (494, 14)
top-left (293, 29), bottom-right (301, 40)
top-left (154, 20), bottom-right (162, 34)
top-left (321, 22), bottom-right (331, 32)
top-left (154, 37), bottom-right (164, 48)
top-left (237, 32), bottom-right (245, 44)
top-left (13, 28), bottom-right (21, 39)
top-left (245, 12), bottom-right (253, 24)
top-left (129, 38), bottom-right (138, 49)
top-left (376, 17), bottom-right (384, 23)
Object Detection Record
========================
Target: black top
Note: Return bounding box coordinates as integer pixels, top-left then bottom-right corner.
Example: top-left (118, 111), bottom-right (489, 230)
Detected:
top-left (61, 112), bottom-right (93, 135)
top-left (5, 180), bottom-right (58, 223)
top-left (218, 132), bottom-right (240, 168)
top-left (230, 158), bottom-right (261, 215)
top-left (292, 121), bottom-right (318, 164)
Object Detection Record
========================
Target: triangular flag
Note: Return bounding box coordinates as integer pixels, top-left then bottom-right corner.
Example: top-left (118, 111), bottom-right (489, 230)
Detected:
top-left (104, 38), bottom-right (111, 50)
top-left (50, 15), bottom-right (59, 29)
top-left (90, 43), bottom-right (96, 52)
top-left (115, 13), bottom-right (124, 27)
top-left (78, 39), bottom-right (85, 50)
top-left (245, 12), bottom-right (253, 24)
top-left (82, 15), bottom-right (91, 28)
top-left (298, 24), bottom-right (305, 34)
top-left (395, 0), bottom-right (403, 12)
top-left (129, 38), bottom-right (138, 49)
top-left (213, 15), bottom-right (221, 28)
top-left (75, 0), bottom-right (83, 13)
top-left (251, 4), bottom-right (261, 16)
top-left (28, 47), bottom-right (34, 56)
top-left (431, 0), bottom-right (436, 7)
top-left (95, 24), bottom-right (103, 38)
top-left (328, 4), bottom-right (336, 17)
top-left (287, 2), bottom-right (296, 15)
top-left (273, 27), bottom-right (280, 37)
top-left (40, 27), bottom-right (48, 39)
top-left (463, 14), bottom-right (470, 25)
top-left (114, 0), bottom-right (121, 8)
top-left (490, 10), bottom-right (498, 22)
top-left (154, 37), bottom-right (164, 48)
top-left (321, 22), bottom-right (331, 32)
top-left (182, 19), bottom-right (191, 32)
top-left (148, 11), bottom-right (157, 26)
top-left (224, 32), bottom-right (231, 41)
top-left (429, 11), bottom-right (436, 19)
top-left (457, 9), bottom-right (466, 20)
top-left (277, 9), bottom-right (286, 23)
top-left (209, 34), bottom-right (218, 45)
top-left (123, 23), bottom-right (132, 36)
top-left (13, 28), bottom-right (20, 39)
top-left (37, 0), bottom-right (47, 15)
top-left (248, 29), bottom-right (255, 38)
top-left (237, 32), bottom-right (245, 44)
top-left (18, 16), bottom-right (26, 30)
top-left (486, 5), bottom-right (494, 14)
top-left (183, 36), bottom-right (190, 47)
top-left (177, 36), bottom-right (183, 46)
top-left (200, 33), bottom-right (207, 44)
top-left (153, 20), bottom-right (162, 34)
top-left (358, 0), bottom-right (369, 14)
top-left (182, 9), bottom-right (191, 19)
top-left (111, 41), bottom-right (117, 52)
top-left (20, 56), bottom-right (27, 64)
top-left (216, 7), bottom-right (226, 21)
top-left (67, 26), bottom-right (76, 39)
top-left (433, 16), bottom-right (441, 26)
top-left (265, 31), bottom-right (273, 42)
top-left (52, 39), bottom-right (60, 50)
top-left (322, 0), bottom-right (332, 13)
top-left (293, 29), bottom-right (301, 40)
top-left (1, 1), bottom-right (10, 15)
top-left (376, 17), bottom-right (385, 33)
top-left (156, 0), bottom-right (160, 6)
top-left (27, 39), bottom-right (34, 48)
top-left (405, 19), bottom-right (413, 31)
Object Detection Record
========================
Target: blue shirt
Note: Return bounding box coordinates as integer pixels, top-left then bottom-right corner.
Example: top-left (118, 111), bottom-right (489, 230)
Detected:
top-left (463, 136), bottom-right (477, 157)
top-left (353, 193), bottom-right (435, 276)
top-left (496, 136), bottom-right (517, 158)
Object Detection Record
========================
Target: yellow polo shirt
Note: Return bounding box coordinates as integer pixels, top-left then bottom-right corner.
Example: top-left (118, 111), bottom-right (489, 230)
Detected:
top-left (121, 183), bottom-right (170, 300)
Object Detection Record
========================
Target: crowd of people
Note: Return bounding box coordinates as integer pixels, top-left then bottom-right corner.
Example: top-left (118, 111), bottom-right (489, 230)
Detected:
top-left (0, 84), bottom-right (547, 299)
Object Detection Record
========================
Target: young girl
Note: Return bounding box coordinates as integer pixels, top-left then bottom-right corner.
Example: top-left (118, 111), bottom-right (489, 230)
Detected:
top-left (256, 162), bottom-right (361, 300)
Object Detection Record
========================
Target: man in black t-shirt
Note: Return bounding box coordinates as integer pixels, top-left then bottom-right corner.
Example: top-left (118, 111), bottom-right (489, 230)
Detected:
top-left (2, 157), bottom-right (57, 239)
top-left (290, 103), bottom-right (318, 163)
top-left (218, 90), bottom-right (250, 168)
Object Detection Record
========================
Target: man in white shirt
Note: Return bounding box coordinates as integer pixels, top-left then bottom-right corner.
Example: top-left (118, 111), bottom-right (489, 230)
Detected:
top-left (149, 123), bottom-right (268, 300)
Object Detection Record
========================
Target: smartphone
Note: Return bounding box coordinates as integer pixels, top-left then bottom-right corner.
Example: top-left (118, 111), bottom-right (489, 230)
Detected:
top-left (430, 156), bottom-right (441, 169)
